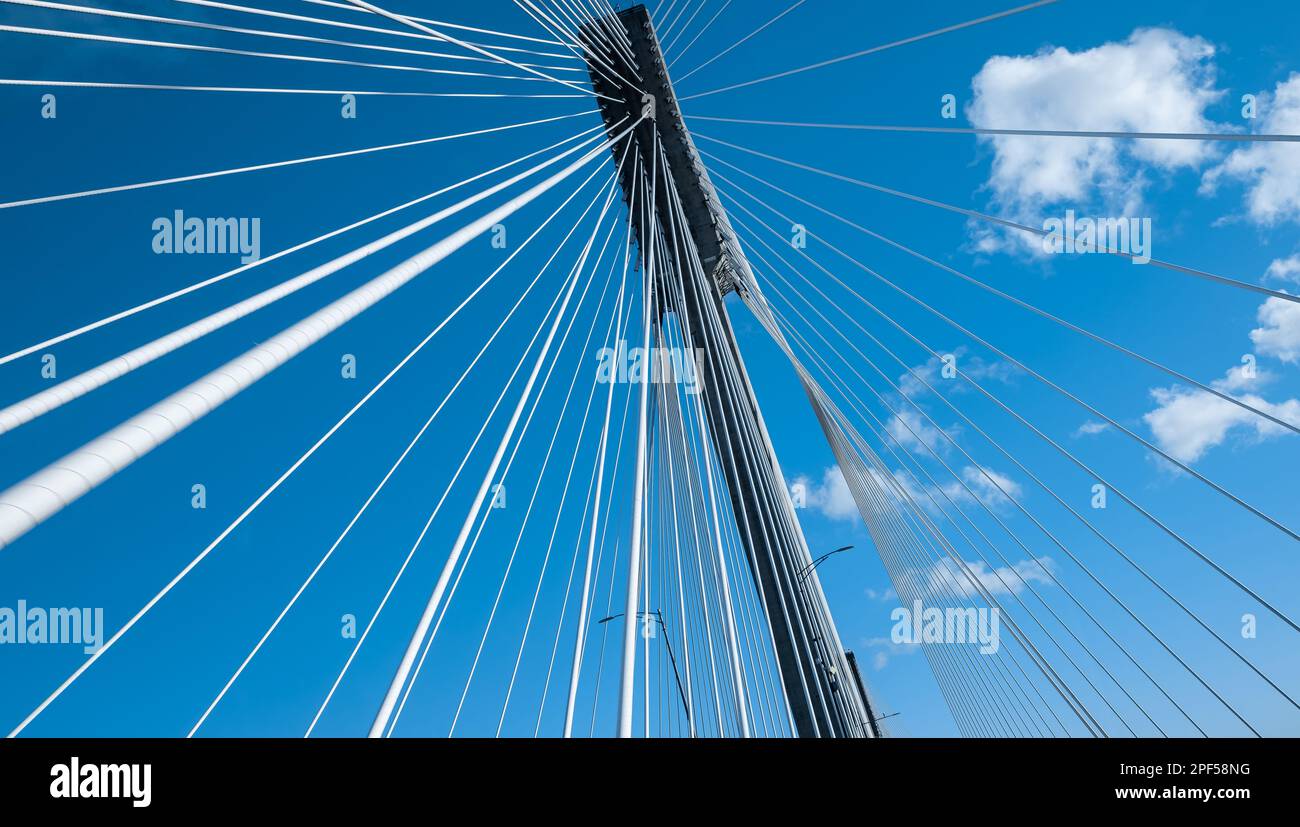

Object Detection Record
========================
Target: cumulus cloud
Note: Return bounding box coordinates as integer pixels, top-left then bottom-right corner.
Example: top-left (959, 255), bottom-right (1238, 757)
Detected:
top-left (1251, 295), bottom-right (1300, 364)
top-left (959, 466), bottom-right (1022, 506)
top-left (896, 348), bottom-right (1018, 400)
top-left (865, 586), bottom-right (897, 602)
top-left (921, 557), bottom-right (1057, 599)
top-left (864, 636), bottom-right (919, 671)
top-left (1074, 420), bottom-right (1111, 437)
top-left (1265, 254), bottom-right (1300, 284)
top-left (793, 465), bottom-right (859, 521)
top-left (886, 407), bottom-right (946, 455)
top-left (968, 27), bottom-right (1224, 253)
top-left (1202, 74), bottom-right (1300, 226)
top-left (1143, 362), bottom-right (1300, 463)
top-left (870, 464), bottom-right (1022, 518)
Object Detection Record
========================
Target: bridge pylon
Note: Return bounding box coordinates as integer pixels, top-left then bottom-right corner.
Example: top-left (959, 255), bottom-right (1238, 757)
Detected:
top-left (584, 3), bottom-right (873, 738)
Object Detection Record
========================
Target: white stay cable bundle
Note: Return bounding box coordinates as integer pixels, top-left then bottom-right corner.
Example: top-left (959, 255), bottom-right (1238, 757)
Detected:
top-left (0, 119), bottom-right (636, 554)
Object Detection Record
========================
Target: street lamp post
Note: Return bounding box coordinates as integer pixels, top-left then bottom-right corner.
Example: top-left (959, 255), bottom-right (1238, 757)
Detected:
top-left (598, 610), bottom-right (692, 730)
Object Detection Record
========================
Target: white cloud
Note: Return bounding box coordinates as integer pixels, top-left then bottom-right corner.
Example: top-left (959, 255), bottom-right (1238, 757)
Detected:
top-left (1202, 74), bottom-right (1300, 226)
top-left (794, 465), bottom-right (859, 521)
top-left (968, 27), bottom-right (1224, 251)
top-left (886, 407), bottom-right (946, 455)
top-left (896, 348), bottom-right (1018, 399)
top-left (871, 464), bottom-right (1022, 517)
top-left (865, 586), bottom-right (897, 602)
top-left (864, 636), bottom-right (919, 671)
top-left (1251, 296), bottom-right (1300, 364)
top-left (1074, 420), bottom-right (1111, 437)
top-left (1143, 363), bottom-right (1300, 463)
top-left (958, 466), bottom-right (1022, 506)
top-left (922, 557), bottom-right (1057, 599)
top-left (1265, 254), bottom-right (1300, 284)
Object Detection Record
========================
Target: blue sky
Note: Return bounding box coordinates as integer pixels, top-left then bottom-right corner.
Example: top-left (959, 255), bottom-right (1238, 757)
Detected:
top-left (1, 0), bottom-right (1298, 737)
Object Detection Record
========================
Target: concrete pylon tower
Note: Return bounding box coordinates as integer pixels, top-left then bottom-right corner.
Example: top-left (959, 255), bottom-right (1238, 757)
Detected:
top-left (584, 4), bottom-right (873, 738)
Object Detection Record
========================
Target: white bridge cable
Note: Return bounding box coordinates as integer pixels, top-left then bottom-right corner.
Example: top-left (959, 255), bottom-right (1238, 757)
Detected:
top-left (386, 189), bottom-right (626, 739)
top-left (744, 246), bottom-right (1257, 733)
top-left (758, 279), bottom-right (1252, 735)
top-left (574, 402), bottom-right (637, 736)
top-left (718, 182), bottom-right (1300, 592)
top-left (562, 164), bottom-right (637, 737)
top-left (667, 325), bottom-right (782, 735)
top-left (827, 405), bottom-right (1050, 734)
top-left (366, 120), bottom-right (640, 737)
top-left (0, 78), bottom-right (585, 97)
top-left (639, 163), bottom-right (753, 737)
top-left (189, 164), bottom-right (618, 738)
top-left (567, 0), bottom-right (640, 75)
top-left (721, 192), bottom-right (1289, 732)
top-left (791, 327), bottom-right (1066, 735)
top-left (537, 238), bottom-right (629, 738)
top-left (700, 155), bottom-right (1300, 438)
top-left (652, 168), bottom-right (819, 736)
top-left (661, 0), bottom-right (708, 58)
top-left (170, 0), bottom-right (578, 59)
top-left (0, 117), bottom-right (631, 557)
top-left (666, 0), bottom-right (728, 68)
top-left (654, 230), bottom-right (752, 738)
top-left (580, 326), bottom-right (644, 734)
top-left (653, 0), bottom-right (690, 47)
top-left (735, 210), bottom-right (1103, 733)
top-left (616, 148), bottom-right (661, 736)
top-left (758, 279), bottom-right (1184, 735)
top-left (513, 0), bottom-right (628, 93)
top-left (592, 0), bottom-right (637, 55)
top-left (380, 179), bottom-right (626, 739)
top-left (742, 298), bottom-right (1014, 735)
top-left (688, 115), bottom-right (1300, 143)
top-left (739, 276), bottom-right (1078, 735)
top-left (302, 0), bottom-right (571, 47)
top-left (536, 181), bottom-right (640, 738)
top-left (0, 116), bottom-right (598, 367)
top-left (741, 236), bottom-right (1167, 736)
top-left (0, 109), bottom-right (595, 210)
top-left (0, 1), bottom-right (581, 71)
top-left (578, 0), bottom-right (639, 70)
top-left (652, 359), bottom-right (697, 736)
top-left (533, 416), bottom-right (623, 735)
top-left (655, 147), bottom-right (848, 733)
top-left (738, 266), bottom-right (1019, 738)
top-left (678, 0), bottom-right (1059, 101)
top-left (663, 378), bottom-right (726, 736)
top-left (0, 24), bottom-right (558, 83)
top-left (343, 0), bottom-right (616, 101)
top-left (693, 133), bottom-right (1300, 307)
top-left (446, 191), bottom-right (629, 735)
top-left (514, 0), bottom-right (640, 94)
top-left (707, 360), bottom-right (796, 737)
top-left (4, 134), bottom-right (627, 737)
top-left (0, 123), bottom-right (608, 429)
top-left (672, 0), bottom-right (804, 85)
top-left (304, 165), bottom-right (622, 738)
top-left (545, 0), bottom-right (608, 51)
top-left (650, 149), bottom-right (756, 735)
top-left (659, 316), bottom-right (740, 736)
